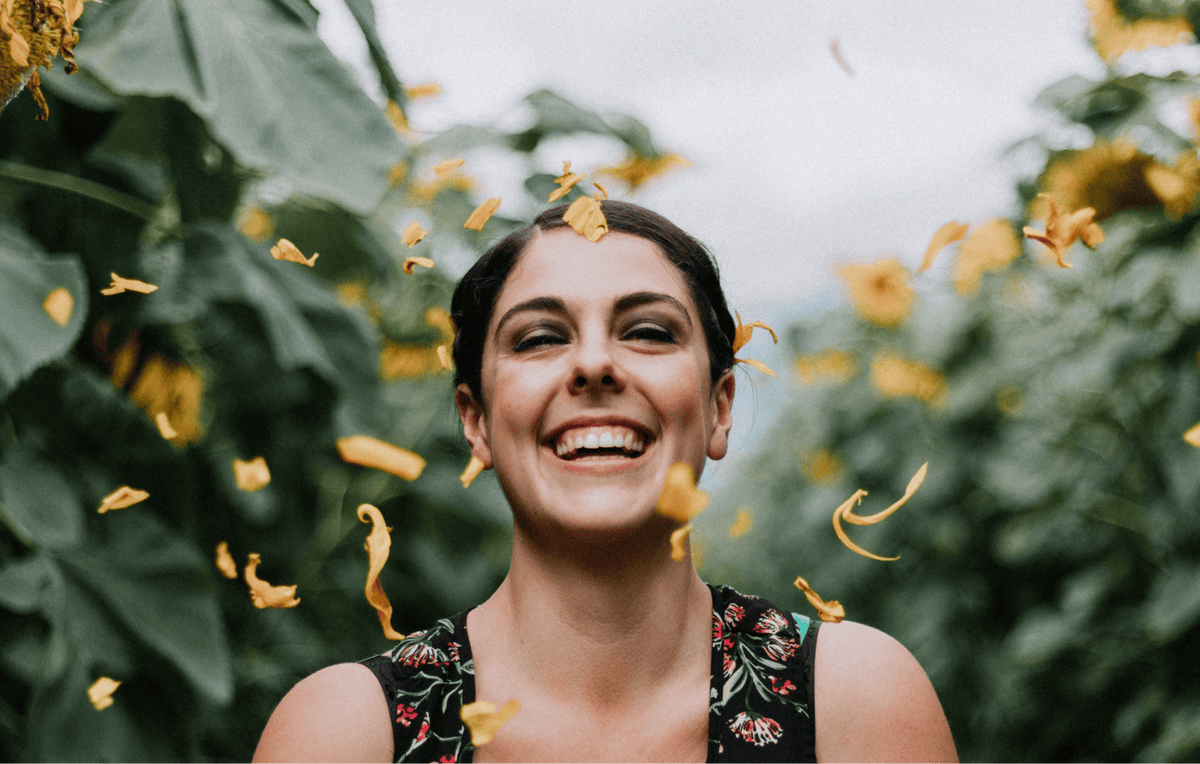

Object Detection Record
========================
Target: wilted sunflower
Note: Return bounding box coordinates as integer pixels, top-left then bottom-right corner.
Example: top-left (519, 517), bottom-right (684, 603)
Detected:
top-left (0, 0), bottom-right (86, 120)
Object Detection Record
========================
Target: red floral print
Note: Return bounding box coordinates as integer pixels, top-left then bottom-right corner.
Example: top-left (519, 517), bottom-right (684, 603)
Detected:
top-left (729, 711), bottom-right (784, 746)
top-left (416, 717), bottom-right (430, 742)
top-left (396, 704), bottom-right (418, 726)
top-left (753, 609), bottom-right (788, 635)
top-left (769, 677), bottom-right (797, 696)
top-left (764, 634), bottom-right (799, 662)
top-left (724, 603), bottom-right (745, 626)
top-left (397, 640), bottom-right (444, 667)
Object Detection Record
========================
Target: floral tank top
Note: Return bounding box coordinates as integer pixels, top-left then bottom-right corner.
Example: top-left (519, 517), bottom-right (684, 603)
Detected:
top-left (360, 584), bottom-right (819, 762)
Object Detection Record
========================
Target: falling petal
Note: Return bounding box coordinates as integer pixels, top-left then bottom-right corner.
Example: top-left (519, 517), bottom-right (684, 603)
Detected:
top-left (270, 239), bottom-right (318, 267)
top-left (727, 508), bottom-right (752, 538)
top-left (402, 221), bottom-right (428, 249)
top-left (801, 449), bottom-right (844, 485)
top-left (669, 525), bottom-right (692, 561)
top-left (793, 577), bottom-right (846, 622)
top-left (215, 542), bottom-right (238, 579)
top-left (87, 677), bottom-right (121, 710)
top-left (233, 457), bottom-right (271, 492)
top-left (656, 462), bottom-right (710, 523)
top-left (155, 412), bottom-right (178, 440)
top-left (239, 206), bottom-right (273, 242)
top-left (735, 358), bottom-right (777, 377)
top-left (432, 158), bottom-right (465, 177)
top-left (548, 161), bottom-right (585, 202)
top-left (98, 486), bottom-right (149, 514)
top-left (100, 273), bottom-right (158, 296)
top-left (919, 221), bottom-right (969, 273)
top-left (597, 152), bottom-right (688, 191)
top-left (461, 699), bottom-right (520, 746)
top-left (437, 344), bottom-right (454, 371)
top-left (953, 219), bottom-right (1021, 296)
top-left (42, 287), bottom-right (73, 326)
top-left (464, 197), bottom-right (501, 231)
top-left (405, 82), bottom-right (441, 99)
top-left (337, 436), bottom-right (426, 481)
top-left (1023, 194), bottom-right (1104, 269)
top-left (385, 101), bottom-right (409, 134)
top-left (244, 553), bottom-right (300, 609)
top-left (1185, 422), bottom-right (1200, 447)
top-left (562, 195), bottom-right (608, 242)
top-left (357, 504), bottom-right (404, 640)
top-left (829, 39), bottom-right (854, 75)
top-left (832, 462), bottom-right (928, 561)
top-left (460, 455), bottom-right (485, 488)
top-left (403, 256), bottom-right (435, 274)
top-left (128, 355), bottom-right (205, 443)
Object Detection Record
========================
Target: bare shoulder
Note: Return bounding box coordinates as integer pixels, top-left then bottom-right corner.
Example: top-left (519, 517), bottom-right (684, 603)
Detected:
top-left (253, 662), bottom-right (392, 763)
top-left (814, 620), bottom-right (958, 763)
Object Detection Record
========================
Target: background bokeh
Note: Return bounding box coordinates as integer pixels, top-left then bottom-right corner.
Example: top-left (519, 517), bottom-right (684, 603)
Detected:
top-left (2, 0), bottom-right (1200, 761)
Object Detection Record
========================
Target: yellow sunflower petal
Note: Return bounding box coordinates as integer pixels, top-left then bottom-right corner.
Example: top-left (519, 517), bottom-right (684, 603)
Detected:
top-left (232, 456), bottom-right (271, 492)
top-left (461, 699), bottom-right (520, 746)
top-left (336, 436), bottom-right (426, 481)
top-left (919, 221), bottom-right (969, 273)
top-left (42, 287), bottom-right (73, 326)
top-left (403, 256), bottom-right (435, 274)
top-left (562, 195), bottom-right (608, 242)
top-left (244, 553), bottom-right (300, 609)
top-left (464, 197), bottom-right (501, 231)
top-left (401, 221), bottom-right (428, 249)
top-left (269, 238), bottom-right (318, 267)
top-left (831, 462), bottom-right (928, 561)
top-left (548, 161), bottom-right (585, 202)
top-left (87, 677), bottom-right (121, 710)
top-left (732, 312), bottom-right (779, 353)
top-left (836, 259), bottom-right (914, 328)
top-left (735, 358), bottom-right (777, 377)
top-left (460, 455), bottom-right (485, 488)
top-left (432, 158), bottom-right (465, 176)
top-left (357, 504), bottom-right (404, 640)
top-left (437, 344), bottom-right (454, 371)
top-left (669, 524), bottom-right (692, 561)
top-left (100, 273), bottom-right (159, 296)
top-left (215, 541), bottom-right (238, 579)
top-left (155, 412), bottom-right (178, 440)
top-left (98, 486), bottom-right (149, 514)
top-left (405, 82), bottom-right (441, 99)
top-left (656, 462), bottom-right (710, 523)
top-left (727, 508), bottom-right (752, 538)
top-left (793, 576), bottom-right (846, 622)
top-left (1185, 422), bottom-right (1200, 447)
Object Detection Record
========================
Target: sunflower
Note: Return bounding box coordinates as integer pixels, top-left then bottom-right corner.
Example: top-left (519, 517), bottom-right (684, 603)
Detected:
top-left (0, 0), bottom-right (86, 120)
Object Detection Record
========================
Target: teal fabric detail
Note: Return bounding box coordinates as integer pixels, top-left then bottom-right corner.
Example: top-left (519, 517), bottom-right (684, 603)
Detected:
top-left (792, 613), bottom-right (811, 644)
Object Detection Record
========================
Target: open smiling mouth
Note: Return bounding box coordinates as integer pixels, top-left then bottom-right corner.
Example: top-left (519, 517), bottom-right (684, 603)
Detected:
top-left (553, 426), bottom-right (647, 462)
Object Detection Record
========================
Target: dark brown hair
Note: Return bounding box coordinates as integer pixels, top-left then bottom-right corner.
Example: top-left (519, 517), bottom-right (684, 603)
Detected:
top-left (451, 200), bottom-right (737, 405)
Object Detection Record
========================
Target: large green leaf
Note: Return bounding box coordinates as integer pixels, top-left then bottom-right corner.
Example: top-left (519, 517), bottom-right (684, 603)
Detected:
top-left (77, 0), bottom-right (404, 215)
top-left (0, 446), bottom-right (85, 551)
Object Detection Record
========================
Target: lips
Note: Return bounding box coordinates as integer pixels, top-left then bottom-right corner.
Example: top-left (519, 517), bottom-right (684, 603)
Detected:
top-left (547, 420), bottom-right (652, 461)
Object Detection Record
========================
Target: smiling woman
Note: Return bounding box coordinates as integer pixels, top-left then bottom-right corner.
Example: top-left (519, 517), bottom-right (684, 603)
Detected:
top-left (252, 201), bottom-right (958, 763)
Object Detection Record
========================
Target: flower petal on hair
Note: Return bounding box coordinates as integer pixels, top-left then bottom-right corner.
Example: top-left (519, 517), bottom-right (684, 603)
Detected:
top-left (357, 504), bottom-right (404, 640)
top-left (244, 553), bottom-right (300, 609)
top-left (728, 508), bottom-right (753, 538)
top-left (432, 158), bottom-right (465, 177)
top-left (656, 462), bottom-right (710, 523)
top-left (403, 256), bottom-right (435, 274)
top-left (735, 358), bottom-right (777, 377)
top-left (669, 525), bottom-right (692, 561)
top-left (793, 576), bottom-right (846, 622)
top-left (336, 436), bottom-right (426, 481)
top-left (460, 455), bottom-right (485, 488)
top-left (233, 457), bottom-right (271, 492)
top-left (464, 197), bottom-right (501, 231)
top-left (548, 161), bottom-right (585, 202)
top-left (87, 677), bottom-right (121, 710)
top-left (401, 221), bottom-right (428, 249)
top-left (461, 699), bottom-right (520, 746)
top-left (1185, 422), bottom-right (1200, 447)
top-left (437, 344), bottom-right (454, 371)
top-left (43, 288), bottom-right (73, 326)
top-left (270, 239), bottom-right (318, 267)
top-left (215, 542), bottom-right (238, 579)
top-left (832, 462), bottom-right (928, 561)
top-left (562, 195), bottom-right (608, 242)
top-left (100, 273), bottom-right (158, 295)
top-left (919, 221), bottom-right (969, 273)
top-left (98, 486), bottom-right (149, 514)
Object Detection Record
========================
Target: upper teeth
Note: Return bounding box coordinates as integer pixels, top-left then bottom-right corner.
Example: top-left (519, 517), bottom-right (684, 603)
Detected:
top-left (555, 426), bottom-right (645, 457)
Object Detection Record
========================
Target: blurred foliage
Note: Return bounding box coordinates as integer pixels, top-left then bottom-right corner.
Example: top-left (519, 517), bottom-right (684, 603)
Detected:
top-left (0, 0), bottom-right (677, 760)
top-left (703, 2), bottom-right (1200, 761)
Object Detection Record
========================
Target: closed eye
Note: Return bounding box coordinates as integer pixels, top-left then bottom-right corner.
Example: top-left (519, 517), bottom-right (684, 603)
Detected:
top-left (624, 324), bottom-right (676, 343)
top-left (514, 329), bottom-right (567, 352)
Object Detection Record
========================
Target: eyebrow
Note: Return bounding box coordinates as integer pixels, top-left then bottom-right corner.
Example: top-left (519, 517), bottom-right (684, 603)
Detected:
top-left (493, 291), bottom-right (692, 336)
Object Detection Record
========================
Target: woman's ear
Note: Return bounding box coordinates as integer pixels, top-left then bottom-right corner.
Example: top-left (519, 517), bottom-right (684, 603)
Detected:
top-left (456, 383), bottom-right (494, 469)
top-left (707, 370), bottom-right (736, 461)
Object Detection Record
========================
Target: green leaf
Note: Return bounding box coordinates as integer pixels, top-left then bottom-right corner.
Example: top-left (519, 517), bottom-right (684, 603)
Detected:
top-left (0, 244), bottom-right (87, 399)
top-left (0, 446), bottom-right (85, 550)
top-left (78, 0), bottom-right (404, 215)
top-left (0, 554), bottom-right (56, 614)
top-left (340, 0), bottom-right (405, 104)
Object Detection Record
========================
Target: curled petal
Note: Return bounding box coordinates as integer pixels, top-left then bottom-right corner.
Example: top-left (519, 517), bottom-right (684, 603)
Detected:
top-left (461, 698), bottom-right (520, 746)
top-left (337, 436), bottom-right (426, 481)
top-left (464, 197), bottom-right (501, 230)
top-left (548, 161), bottom-right (585, 202)
top-left (270, 239), bottom-right (318, 267)
top-left (562, 195), bottom-right (608, 242)
top-left (233, 457), bottom-right (271, 492)
top-left (357, 504), bottom-right (404, 640)
top-left (669, 524), bottom-right (692, 561)
top-left (732, 312), bottom-right (778, 353)
top-left (155, 412), bottom-right (178, 440)
top-left (43, 287), bottom-right (73, 326)
top-left (244, 553), bottom-right (300, 609)
top-left (401, 221), bottom-right (428, 249)
top-left (727, 508), bottom-right (753, 538)
top-left (1023, 194), bottom-right (1104, 268)
top-left (87, 677), bottom-right (121, 710)
top-left (793, 576), bottom-right (845, 622)
top-left (735, 358), bottom-right (777, 378)
top-left (403, 256), bottom-right (435, 274)
top-left (215, 542), bottom-right (238, 579)
top-left (460, 455), bottom-right (485, 488)
top-left (1185, 422), bottom-right (1200, 447)
top-left (920, 221), bottom-right (969, 273)
top-left (656, 463), bottom-right (709, 523)
top-left (98, 486), bottom-right (149, 514)
top-left (100, 273), bottom-right (158, 295)
top-left (831, 462), bottom-right (928, 561)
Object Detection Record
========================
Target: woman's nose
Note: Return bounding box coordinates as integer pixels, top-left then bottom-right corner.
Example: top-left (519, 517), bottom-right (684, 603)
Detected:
top-left (569, 336), bottom-right (624, 394)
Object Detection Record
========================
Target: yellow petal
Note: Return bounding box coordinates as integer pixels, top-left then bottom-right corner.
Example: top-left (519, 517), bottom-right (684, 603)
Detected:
top-left (405, 82), bottom-right (441, 99)
top-left (562, 195), bottom-right (609, 242)
top-left (460, 455), bottom-right (485, 488)
top-left (432, 158), bottom-right (465, 176)
top-left (42, 287), bottom-right (73, 327)
top-left (401, 221), bottom-right (428, 249)
top-left (380, 341), bottom-right (441, 379)
top-left (593, 182), bottom-right (608, 200)
top-left (403, 256), bottom-right (435, 274)
top-left (461, 698), bottom-right (520, 746)
top-left (548, 161), bottom-right (585, 202)
top-left (801, 449), bottom-right (844, 484)
top-left (233, 456), bottom-right (271, 492)
top-left (669, 524), bottom-right (691, 561)
top-left (727, 508), bottom-right (752, 538)
top-left (238, 206), bottom-right (273, 242)
top-left (357, 504), bottom-right (404, 640)
top-left (732, 312), bottom-right (778, 353)
top-left (100, 273), bottom-right (159, 296)
top-left (437, 344), bottom-right (454, 371)
top-left (919, 221), bottom-right (969, 273)
top-left (87, 677), bottom-right (121, 710)
top-left (794, 350), bottom-right (857, 386)
top-left (831, 462), bottom-right (928, 561)
top-left (155, 411), bottom-right (178, 440)
top-left (656, 462), bottom-right (709, 523)
top-left (870, 353), bottom-right (946, 406)
top-left (244, 553), bottom-right (300, 609)
top-left (385, 101), bottom-right (409, 134)
top-left (1185, 422), bottom-right (1200, 447)
top-left (215, 541), bottom-right (238, 579)
top-left (953, 219), bottom-right (1021, 296)
top-left (464, 197), bottom-right (501, 231)
top-left (98, 486), bottom-right (149, 514)
top-left (793, 576), bottom-right (846, 622)
top-left (735, 357), bottom-right (777, 377)
top-left (425, 306), bottom-right (455, 339)
top-left (837, 259), bottom-right (914, 328)
top-left (1023, 194), bottom-right (1104, 269)
top-left (596, 152), bottom-right (688, 191)
top-left (337, 435), bottom-right (426, 481)
top-left (269, 238), bottom-right (318, 267)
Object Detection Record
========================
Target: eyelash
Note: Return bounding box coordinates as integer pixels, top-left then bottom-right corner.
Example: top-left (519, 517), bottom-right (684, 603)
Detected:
top-left (512, 323), bottom-right (675, 352)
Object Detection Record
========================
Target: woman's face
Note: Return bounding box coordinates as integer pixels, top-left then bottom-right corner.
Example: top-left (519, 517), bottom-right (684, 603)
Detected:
top-left (457, 228), bottom-right (734, 539)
